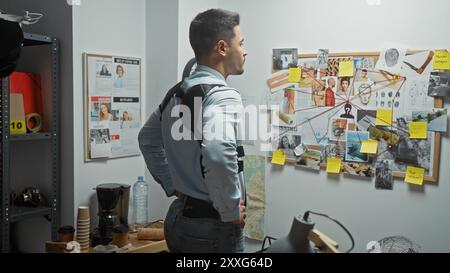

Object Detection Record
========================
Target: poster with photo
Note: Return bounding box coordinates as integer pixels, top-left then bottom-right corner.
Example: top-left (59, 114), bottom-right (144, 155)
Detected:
top-left (273, 48), bottom-right (298, 70)
top-left (84, 53), bottom-right (141, 160)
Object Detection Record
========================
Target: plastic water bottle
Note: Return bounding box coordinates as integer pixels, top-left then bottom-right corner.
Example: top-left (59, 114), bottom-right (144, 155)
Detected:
top-left (133, 176), bottom-right (148, 230)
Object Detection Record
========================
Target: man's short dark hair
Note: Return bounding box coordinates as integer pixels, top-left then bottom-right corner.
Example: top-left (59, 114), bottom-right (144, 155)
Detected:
top-left (341, 77), bottom-right (350, 84)
top-left (189, 9), bottom-right (240, 60)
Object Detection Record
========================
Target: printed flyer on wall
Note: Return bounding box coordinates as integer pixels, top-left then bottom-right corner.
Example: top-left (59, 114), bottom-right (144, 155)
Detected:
top-left (84, 53), bottom-right (141, 160)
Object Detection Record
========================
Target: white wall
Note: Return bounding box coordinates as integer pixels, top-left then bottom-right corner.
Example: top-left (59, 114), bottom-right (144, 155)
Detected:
top-left (177, 0), bottom-right (219, 80)
top-left (144, 0), bottom-right (180, 221)
top-left (143, 0), bottom-right (221, 222)
top-left (216, 0), bottom-right (450, 252)
top-left (72, 0), bottom-right (146, 223)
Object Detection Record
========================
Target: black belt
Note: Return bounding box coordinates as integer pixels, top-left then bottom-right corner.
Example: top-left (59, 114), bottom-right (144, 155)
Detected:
top-left (182, 195), bottom-right (220, 220)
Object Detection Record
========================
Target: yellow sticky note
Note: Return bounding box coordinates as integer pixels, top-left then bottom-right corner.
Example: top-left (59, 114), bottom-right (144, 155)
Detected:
top-left (376, 109), bottom-right (393, 126)
top-left (326, 157), bottom-right (341, 174)
top-left (338, 59), bottom-right (354, 77)
top-left (405, 166), bottom-right (425, 186)
top-left (432, 51), bottom-right (450, 70)
top-left (409, 122), bottom-right (428, 139)
top-left (288, 67), bottom-right (302, 82)
top-left (360, 140), bottom-right (378, 154)
top-left (272, 149), bottom-right (286, 165)
top-left (10, 120), bottom-right (26, 135)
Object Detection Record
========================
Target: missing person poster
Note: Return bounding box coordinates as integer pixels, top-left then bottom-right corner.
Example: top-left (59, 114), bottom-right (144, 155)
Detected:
top-left (84, 53), bottom-right (141, 160)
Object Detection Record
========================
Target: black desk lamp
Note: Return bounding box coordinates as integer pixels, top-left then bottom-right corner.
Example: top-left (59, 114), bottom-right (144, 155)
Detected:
top-left (266, 215), bottom-right (315, 253)
top-left (263, 210), bottom-right (355, 253)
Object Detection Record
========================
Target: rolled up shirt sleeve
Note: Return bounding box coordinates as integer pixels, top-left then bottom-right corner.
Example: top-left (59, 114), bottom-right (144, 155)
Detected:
top-left (201, 91), bottom-right (243, 222)
top-left (138, 109), bottom-right (175, 197)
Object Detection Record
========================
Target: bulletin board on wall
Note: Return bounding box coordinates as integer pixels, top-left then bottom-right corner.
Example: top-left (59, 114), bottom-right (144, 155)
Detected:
top-left (83, 53), bottom-right (142, 161)
top-left (267, 50), bottom-right (443, 182)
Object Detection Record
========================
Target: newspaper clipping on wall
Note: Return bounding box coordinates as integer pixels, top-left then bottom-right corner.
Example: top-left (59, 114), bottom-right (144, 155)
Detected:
top-left (84, 54), bottom-right (141, 160)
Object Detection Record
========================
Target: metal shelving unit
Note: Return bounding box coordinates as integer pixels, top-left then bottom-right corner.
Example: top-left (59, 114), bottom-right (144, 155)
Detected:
top-left (10, 133), bottom-right (52, 142)
top-left (0, 33), bottom-right (59, 252)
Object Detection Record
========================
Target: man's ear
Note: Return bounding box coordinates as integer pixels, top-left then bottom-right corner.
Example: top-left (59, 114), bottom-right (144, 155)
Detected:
top-left (216, 40), bottom-right (227, 57)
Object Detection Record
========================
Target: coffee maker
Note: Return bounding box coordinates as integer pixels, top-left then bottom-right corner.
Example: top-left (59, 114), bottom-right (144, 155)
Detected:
top-left (92, 183), bottom-right (130, 246)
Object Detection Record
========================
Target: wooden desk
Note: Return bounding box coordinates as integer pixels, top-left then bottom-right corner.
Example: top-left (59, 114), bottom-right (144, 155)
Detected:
top-left (122, 233), bottom-right (167, 253)
top-left (88, 233), bottom-right (168, 253)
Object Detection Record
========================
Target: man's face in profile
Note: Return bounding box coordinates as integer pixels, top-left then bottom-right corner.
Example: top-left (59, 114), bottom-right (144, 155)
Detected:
top-left (225, 25), bottom-right (247, 75)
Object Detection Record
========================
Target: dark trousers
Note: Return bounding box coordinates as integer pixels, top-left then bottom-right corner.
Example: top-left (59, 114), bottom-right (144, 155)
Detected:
top-left (164, 197), bottom-right (244, 253)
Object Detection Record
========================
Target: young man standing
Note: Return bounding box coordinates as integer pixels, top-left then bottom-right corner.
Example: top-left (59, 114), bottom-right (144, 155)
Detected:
top-left (139, 9), bottom-right (248, 253)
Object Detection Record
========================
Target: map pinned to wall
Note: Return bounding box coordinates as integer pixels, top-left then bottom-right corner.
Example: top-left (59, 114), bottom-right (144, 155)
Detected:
top-left (243, 155), bottom-right (266, 241)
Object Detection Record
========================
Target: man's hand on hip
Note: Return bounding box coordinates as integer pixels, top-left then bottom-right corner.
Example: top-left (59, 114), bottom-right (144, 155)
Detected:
top-left (232, 200), bottom-right (246, 228)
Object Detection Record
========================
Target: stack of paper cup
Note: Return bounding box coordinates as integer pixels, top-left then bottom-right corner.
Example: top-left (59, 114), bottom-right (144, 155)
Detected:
top-left (76, 206), bottom-right (90, 252)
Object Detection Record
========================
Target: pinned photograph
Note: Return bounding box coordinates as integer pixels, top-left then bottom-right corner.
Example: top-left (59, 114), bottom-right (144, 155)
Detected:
top-left (281, 88), bottom-right (296, 114)
top-left (342, 162), bottom-right (375, 177)
top-left (345, 131), bottom-right (369, 162)
top-left (323, 76), bottom-right (337, 107)
top-left (428, 71), bottom-right (450, 97)
top-left (295, 146), bottom-right (322, 170)
top-left (316, 49), bottom-right (329, 69)
top-left (412, 108), bottom-right (447, 132)
top-left (272, 132), bottom-right (302, 158)
top-left (395, 116), bottom-right (410, 131)
top-left (356, 110), bottom-right (376, 131)
top-left (368, 125), bottom-right (400, 146)
top-left (329, 118), bottom-right (348, 141)
top-left (395, 136), bottom-right (431, 170)
top-left (375, 159), bottom-right (394, 190)
top-left (321, 141), bottom-right (346, 163)
top-left (375, 47), bottom-right (407, 74)
top-left (337, 77), bottom-right (351, 98)
top-left (311, 79), bottom-right (326, 107)
top-left (273, 48), bottom-right (298, 70)
top-left (354, 57), bottom-right (375, 75)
